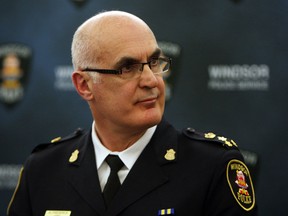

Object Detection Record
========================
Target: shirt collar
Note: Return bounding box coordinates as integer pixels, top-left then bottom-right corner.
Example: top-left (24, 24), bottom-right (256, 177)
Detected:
top-left (91, 121), bottom-right (157, 170)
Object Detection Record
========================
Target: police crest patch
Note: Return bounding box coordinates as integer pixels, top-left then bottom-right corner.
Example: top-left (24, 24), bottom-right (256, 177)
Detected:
top-left (226, 159), bottom-right (255, 211)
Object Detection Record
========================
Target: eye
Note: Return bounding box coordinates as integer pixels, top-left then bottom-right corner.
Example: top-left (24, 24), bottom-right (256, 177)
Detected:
top-left (121, 64), bottom-right (138, 73)
top-left (150, 58), bottom-right (159, 67)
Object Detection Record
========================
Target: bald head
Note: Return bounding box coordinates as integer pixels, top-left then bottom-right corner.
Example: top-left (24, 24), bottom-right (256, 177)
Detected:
top-left (71, 11), bottom-right (157, 70)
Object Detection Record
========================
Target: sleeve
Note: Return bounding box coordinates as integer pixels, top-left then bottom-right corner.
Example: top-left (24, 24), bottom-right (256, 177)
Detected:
top-left (204, 149), bottom-right (258, 216)
top-left (7, 162), bottom-right (33, 216)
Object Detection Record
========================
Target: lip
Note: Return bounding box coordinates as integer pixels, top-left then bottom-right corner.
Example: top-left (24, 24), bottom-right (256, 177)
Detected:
top-left (137, 95), bottom-right (158, 105)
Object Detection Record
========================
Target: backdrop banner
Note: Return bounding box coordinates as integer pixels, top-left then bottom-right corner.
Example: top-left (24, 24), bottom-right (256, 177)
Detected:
top-left (1, 1), bottom-right (287, 215)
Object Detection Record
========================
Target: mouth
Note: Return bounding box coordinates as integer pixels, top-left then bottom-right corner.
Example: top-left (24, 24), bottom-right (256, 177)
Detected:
top-left (136, 95), bottom-right (158, 105)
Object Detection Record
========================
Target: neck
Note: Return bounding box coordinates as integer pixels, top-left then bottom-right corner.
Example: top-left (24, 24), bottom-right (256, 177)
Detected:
top-left (94, 123), bottom-right (147, 152)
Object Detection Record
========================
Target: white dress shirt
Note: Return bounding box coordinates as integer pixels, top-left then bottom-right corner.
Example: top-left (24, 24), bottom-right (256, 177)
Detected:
top-left (91, 121), bottom-right (157, 191)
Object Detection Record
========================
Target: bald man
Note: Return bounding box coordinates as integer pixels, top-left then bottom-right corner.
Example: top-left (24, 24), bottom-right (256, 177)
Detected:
top-left (7, 11), bottom-right (257, 216)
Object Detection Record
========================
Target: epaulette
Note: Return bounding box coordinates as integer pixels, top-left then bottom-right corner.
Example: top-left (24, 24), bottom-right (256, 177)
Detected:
top-left (32, 128), bottom-right (84, 153)
top-left (183, 127), bottom-right (238, 149)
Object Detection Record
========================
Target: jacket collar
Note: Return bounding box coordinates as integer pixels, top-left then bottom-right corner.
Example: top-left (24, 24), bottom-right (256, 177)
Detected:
top-left (106, 119), bottom-right (179, 215)
top-left (68, 129), bottom-right (106, 215)
top-left (67, 119), bottom-right (178, 216)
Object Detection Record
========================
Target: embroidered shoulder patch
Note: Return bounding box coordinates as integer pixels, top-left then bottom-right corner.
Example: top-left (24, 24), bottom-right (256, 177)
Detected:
top-left (226, 159), bottom-right (256, 211)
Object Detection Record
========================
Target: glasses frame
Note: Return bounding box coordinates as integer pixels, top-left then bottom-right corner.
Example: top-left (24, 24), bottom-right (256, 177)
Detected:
top-left (81, 57), bottom-right (172, 75)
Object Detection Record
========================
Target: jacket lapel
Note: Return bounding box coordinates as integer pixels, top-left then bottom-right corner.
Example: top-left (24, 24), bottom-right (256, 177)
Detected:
top-left (67, 130), bottom-right (106, 215)
top-left (106, 119), bottom-right (178, 216)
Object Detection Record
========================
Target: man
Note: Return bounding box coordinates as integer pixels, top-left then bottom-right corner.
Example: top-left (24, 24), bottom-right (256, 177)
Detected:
top-left (7, 11), bottom-right (257, 216)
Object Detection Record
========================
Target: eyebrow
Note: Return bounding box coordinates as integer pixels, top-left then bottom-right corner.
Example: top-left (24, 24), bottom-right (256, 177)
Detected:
top-left (113, 48), bottom-right (162, 69)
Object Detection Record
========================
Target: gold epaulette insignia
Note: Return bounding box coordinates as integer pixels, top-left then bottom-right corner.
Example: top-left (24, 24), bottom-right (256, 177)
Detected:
top-left (231, 139), bottom-right (238, 147)
top-left (217, 136), bottom-right (227, 142)
top-left (185, 128), bottom-right (238, 149)
top-left (206, 134), bottom-right (238, 148)
top-left (204, 132), bottom-right (216, 139)
top-left (51, 137), bottom-right (61, 143)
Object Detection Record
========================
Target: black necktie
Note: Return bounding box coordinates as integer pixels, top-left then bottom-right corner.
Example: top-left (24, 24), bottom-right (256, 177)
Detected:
top-left (103, 155), bottom-right (124, 207)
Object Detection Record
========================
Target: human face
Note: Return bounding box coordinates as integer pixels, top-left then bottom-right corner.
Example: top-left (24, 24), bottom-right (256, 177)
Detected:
top-left (88, 22), bottom-right (165, 133)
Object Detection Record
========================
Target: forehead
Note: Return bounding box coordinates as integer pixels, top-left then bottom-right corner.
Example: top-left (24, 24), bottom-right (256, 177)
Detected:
top-left (111, 34), bottom-right (159, 63)
top-left (90, 14), bottom-right (159, 64)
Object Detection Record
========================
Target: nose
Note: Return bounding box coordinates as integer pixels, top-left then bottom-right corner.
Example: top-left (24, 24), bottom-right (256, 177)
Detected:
top-left (139, 64), bottom-right (159, 88)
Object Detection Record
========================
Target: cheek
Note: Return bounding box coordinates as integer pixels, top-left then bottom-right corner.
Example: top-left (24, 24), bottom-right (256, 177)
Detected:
top-left (113, 79), bottom-right (138, 96)
top-left (158, 79), bottom-right (166, 110)
top-left (98, 78), bottom-right (137, 104)
top-left (158, 78), bottom-right (166, 96)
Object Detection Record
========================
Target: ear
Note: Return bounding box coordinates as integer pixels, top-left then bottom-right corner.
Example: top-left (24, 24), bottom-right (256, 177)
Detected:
top-left (72, 71), bottom-right (94, 101)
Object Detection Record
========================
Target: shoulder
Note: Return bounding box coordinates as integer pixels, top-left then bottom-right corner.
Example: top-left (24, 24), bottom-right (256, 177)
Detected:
top-left (31, 128), bottom-right (85, 153)
top-left (181, 127), bottom-right (257, 211)
top-left (182, 127), bottom-right (239, 150)
top-left (178, 127), bottom-right (242, 161)
top-left (22, 128), bottom-right (90, 172)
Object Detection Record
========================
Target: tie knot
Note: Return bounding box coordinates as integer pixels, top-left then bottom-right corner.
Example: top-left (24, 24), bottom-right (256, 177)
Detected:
top-left (105, 155), bottom-right (124, 172)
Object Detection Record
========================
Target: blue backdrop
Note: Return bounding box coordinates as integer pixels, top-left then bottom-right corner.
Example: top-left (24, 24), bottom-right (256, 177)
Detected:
top-left (1, 0), bottom-right (287, 215)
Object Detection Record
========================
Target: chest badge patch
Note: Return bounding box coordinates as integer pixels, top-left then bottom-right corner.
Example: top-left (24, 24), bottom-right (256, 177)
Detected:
top-left (226, 159), bottom-right (256, 211)
top-left (69, 149), bottom-right (79, 163)
top-left (164, 149), bottom-right (176, 161)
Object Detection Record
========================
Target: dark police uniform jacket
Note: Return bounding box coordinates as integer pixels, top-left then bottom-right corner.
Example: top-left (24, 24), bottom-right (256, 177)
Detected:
top-left (8, 119), bottom-right (257, 216)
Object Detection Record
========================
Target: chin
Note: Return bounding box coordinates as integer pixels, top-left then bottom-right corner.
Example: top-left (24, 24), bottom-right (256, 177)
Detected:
top-left (128, 104), bottom-right (164, 129)
top-left (142, 110), bottom-right (163, 127)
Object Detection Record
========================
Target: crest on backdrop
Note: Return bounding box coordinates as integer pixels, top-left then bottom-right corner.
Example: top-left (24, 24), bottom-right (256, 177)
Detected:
top-left (0, 43), bottom-right (32, 106)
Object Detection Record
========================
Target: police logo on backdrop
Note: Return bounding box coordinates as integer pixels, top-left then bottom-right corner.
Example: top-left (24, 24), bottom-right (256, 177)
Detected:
top-left (0, 43), bottom-right (32, 105)
top-left (158, 41), bottom-right (181, 101)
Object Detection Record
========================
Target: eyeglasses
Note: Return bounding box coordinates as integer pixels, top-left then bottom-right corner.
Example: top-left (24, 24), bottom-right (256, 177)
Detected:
top-left (81, 57), bottom-right (172, 80)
